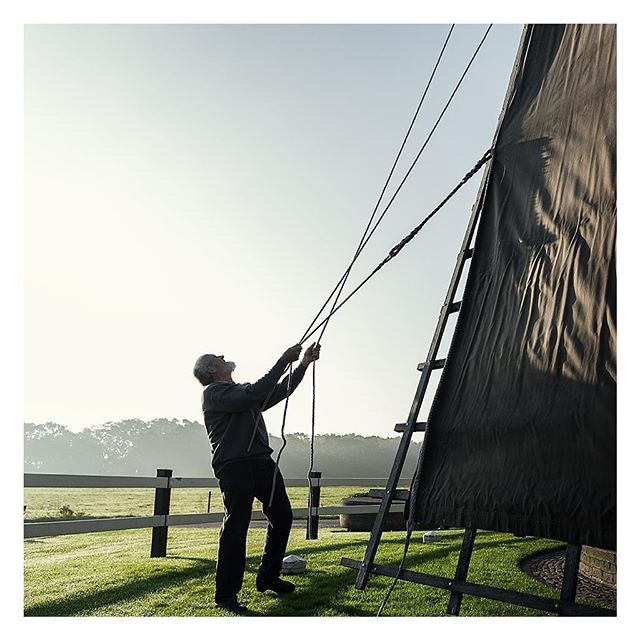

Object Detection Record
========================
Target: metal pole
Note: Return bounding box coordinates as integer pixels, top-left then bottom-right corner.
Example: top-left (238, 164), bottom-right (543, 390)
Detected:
top-left (306, 471), bottom-right (321, 540)
top-left (150, 468), bottom-right (172, 558)
top-left (207, 490), bottom-right (212, 513)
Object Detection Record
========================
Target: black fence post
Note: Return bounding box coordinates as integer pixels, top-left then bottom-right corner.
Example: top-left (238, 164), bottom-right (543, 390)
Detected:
top-left (150, 468), bottom-right (172, 558)
top-left (306, 471), bottom-right (321, 540)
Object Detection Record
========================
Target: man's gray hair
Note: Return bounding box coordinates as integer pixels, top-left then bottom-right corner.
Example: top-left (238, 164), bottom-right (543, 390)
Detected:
top-left (193, 354), bottom-right (219, 386)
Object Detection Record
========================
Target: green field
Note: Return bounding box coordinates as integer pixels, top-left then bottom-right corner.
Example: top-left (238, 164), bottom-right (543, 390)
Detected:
top-left (23, 487), bottom-right (612, 617)
top-left (23, 486), bottom-right (368, 521)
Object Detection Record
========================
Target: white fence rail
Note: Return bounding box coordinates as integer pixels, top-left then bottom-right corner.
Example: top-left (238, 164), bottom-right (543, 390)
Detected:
top-left (24, 472), bottom-right (411, 547)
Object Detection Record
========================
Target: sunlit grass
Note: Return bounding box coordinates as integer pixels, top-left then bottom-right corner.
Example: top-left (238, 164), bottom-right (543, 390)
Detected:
top-left (24, 526), bottom-right (605, 617)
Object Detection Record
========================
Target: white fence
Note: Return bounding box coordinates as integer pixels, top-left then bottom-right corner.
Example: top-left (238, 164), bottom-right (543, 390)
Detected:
top-left (24, 472), bottom-right (411, 542)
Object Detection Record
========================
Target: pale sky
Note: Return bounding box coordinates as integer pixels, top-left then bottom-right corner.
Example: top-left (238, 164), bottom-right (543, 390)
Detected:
top-left (24, 23), bottom-right (522, 436)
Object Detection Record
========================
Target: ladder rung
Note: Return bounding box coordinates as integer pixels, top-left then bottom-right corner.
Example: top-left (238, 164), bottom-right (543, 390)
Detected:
top-left (394, 422), bottom-right (427, 432)
top-left (417, 358), bottom-right (446, 372)
top-left (449, 301), bottom-right (462, 313)
top-left (368, 489), bottom-right (411, 501)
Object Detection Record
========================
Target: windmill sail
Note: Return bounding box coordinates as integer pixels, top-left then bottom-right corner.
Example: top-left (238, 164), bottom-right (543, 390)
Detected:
top-left (413, 24), bottom-right (616, 550)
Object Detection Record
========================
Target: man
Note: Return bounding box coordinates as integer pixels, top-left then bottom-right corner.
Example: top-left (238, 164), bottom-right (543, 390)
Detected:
top-left (193, 342), bottom-right (321, 613)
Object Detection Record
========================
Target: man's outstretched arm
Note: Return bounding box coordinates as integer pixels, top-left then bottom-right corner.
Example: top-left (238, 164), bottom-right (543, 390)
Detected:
top-left (207, 345), bottom-right (304, 412)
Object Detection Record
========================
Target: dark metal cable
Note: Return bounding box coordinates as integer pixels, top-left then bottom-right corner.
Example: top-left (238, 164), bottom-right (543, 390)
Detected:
top-left (299, 24), bottom-right (456, 345)
top-left (302, 149), bottom-right (493, 345)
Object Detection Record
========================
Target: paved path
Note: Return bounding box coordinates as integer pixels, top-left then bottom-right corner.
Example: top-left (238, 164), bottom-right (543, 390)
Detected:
top-left (520, 548), bottom-right (616, 609)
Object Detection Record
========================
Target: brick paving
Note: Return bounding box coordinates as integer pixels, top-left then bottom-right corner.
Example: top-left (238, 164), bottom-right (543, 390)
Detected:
top-left (520, 548), bottom-right (616, 609)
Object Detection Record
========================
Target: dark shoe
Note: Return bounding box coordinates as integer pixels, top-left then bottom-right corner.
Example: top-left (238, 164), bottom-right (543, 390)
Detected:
top-left (256, 576), bottom-right (295, 595)
top-left (215, 598), bottom-right (248, 613)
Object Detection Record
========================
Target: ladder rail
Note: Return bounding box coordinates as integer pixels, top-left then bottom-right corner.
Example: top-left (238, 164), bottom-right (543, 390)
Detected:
top-left (354, 162), bottom-right (491, 589)
top-left (352, 24), bottom-right (532, 592)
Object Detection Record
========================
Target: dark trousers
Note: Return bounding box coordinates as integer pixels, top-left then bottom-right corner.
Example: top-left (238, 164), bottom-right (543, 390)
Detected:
top-left (215, 458), bottom-right (293, 603)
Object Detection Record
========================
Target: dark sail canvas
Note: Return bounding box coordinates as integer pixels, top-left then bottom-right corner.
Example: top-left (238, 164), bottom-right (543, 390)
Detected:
top-left (413, 24), bottom-right (616, 550)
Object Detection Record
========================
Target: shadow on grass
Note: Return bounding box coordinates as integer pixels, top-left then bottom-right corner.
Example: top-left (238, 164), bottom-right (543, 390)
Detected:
top-left (25, 531), bottom-right (542, 617)
top-left (24, 558), bottom-right (215, 617)
top-left (262, 530), bottom-right (534, 566)
top-left (247, 568), bottom-right (378, 617)
top-left (167, 555), bottom-right (216, 563)
top-left (242, 533), bottom-right (538, 617)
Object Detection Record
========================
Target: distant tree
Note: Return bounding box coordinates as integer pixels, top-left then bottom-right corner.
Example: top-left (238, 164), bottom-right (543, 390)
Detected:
top-left (24, 423), bottom-right (75, 472)
top-left (24, 420), bottom-right (421, 478)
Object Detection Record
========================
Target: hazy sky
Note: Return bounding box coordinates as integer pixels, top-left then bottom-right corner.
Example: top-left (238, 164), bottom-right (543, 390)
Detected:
top-left (24, 23), bottom-right (522, 437)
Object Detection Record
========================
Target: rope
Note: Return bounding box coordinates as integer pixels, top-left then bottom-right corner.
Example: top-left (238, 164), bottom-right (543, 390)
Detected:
top-left (377, 76), bottom-right (496, 615)
top-left (261, 23), bottom-right (493, 530)
top-left (376, 437), bottom-right (427, 615)
top-left (268, 363), bottom-right (294, 507)
top-left (305, 360), bottom-right (318, 532)
top-left (302, 148), bottom-right (493, 345)
top-left (299, 24), bottom-right (456, 346)
top-left (297, 25), bottom-right (457, 515)
top-left (246, 388), bottom-right (277, 453)
top-left (301, 23), bottom-right (463, 505)
top-left (376, 451), bottom-right (426, 615)
top-left (261, 148), bottom-right (492, 518)
top-left (300, 23), bottom-right (493, 345)
top-left (309, 360), bottom-right (316, 478)
top-left (258, 147), bottom-right (491, 529)
top-left (376, 523), bottom-right (415, 616)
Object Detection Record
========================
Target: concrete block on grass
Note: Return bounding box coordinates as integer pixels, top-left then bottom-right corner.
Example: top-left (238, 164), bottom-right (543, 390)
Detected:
top-left (422, 531), bottom-right (441, 543)
top-left (281, 554), bottom-right (306, 574)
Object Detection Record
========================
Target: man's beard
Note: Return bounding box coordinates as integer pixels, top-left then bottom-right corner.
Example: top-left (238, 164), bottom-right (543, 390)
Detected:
top-left (223, 361), bottom-right (236, 373)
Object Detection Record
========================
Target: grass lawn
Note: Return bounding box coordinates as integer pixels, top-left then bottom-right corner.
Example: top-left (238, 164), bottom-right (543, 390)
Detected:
top-left (23, 525), bottom-right (608, 617)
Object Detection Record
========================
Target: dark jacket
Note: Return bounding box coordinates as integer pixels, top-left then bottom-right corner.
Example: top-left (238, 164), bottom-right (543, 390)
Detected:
top-left (202, 358), bottom-right (307, 476)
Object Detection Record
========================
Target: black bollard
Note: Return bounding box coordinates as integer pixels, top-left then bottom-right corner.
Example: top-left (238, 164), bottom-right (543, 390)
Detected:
top-left (150, 468), bottom-right (173, 558)
top-left (306, 471), bottom-right (321, 540)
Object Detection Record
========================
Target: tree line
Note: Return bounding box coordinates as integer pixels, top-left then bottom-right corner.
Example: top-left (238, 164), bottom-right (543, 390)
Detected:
top-left (24, 419), bottom-right (421, 478)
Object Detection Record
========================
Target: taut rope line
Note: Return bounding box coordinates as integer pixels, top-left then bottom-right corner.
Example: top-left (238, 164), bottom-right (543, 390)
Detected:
top-left (264, 148), bottom-right (492, 507)
top-left (299, 23), bottom-right (492, 345)
top-left (301, 24), bottom-right (457, 511)
top-left (302, 149), bottom-right (493, 345)
top-left (261, 24), bottom-right (495, 514)
top-left (298, 24), bottom-right (456, 346)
